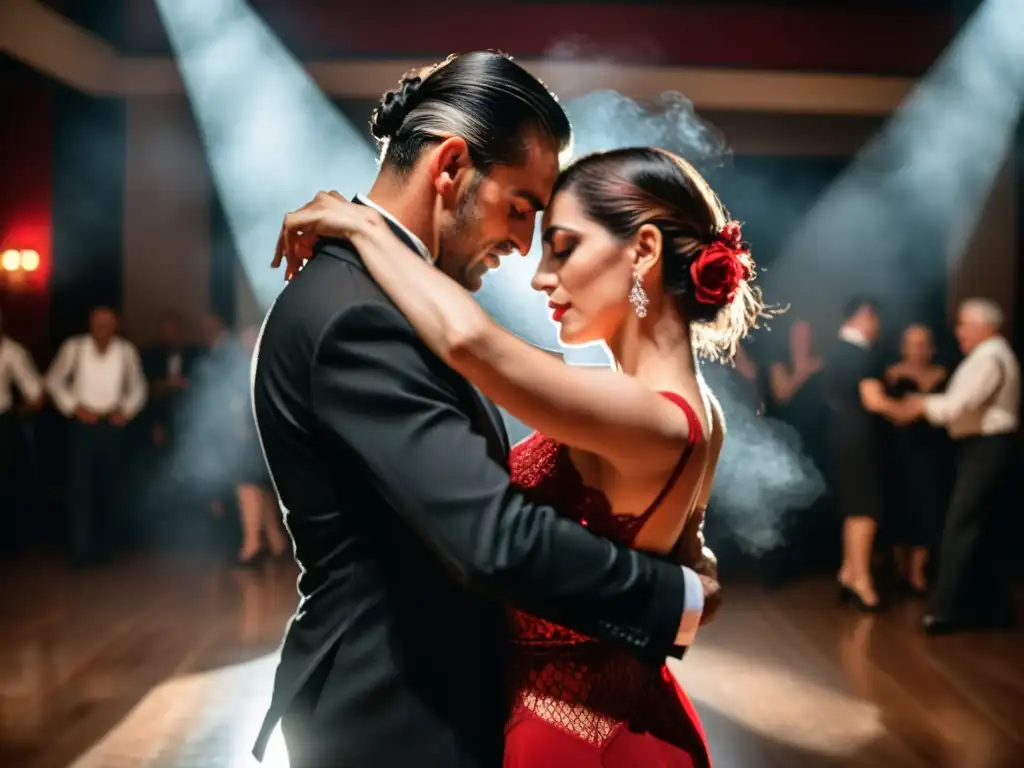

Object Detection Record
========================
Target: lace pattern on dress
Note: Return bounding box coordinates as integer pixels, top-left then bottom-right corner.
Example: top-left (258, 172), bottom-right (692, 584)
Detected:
top-left (510, 634), bottom-right (670, 746)
top-left (507, 424), bottom-right (702, 749)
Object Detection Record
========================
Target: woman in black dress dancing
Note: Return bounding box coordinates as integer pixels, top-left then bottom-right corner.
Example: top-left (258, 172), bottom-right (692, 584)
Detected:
top-left (883, 324), bottom-right (948, 594)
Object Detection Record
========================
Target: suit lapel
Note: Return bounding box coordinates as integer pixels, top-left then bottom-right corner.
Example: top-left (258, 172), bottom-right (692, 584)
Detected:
top-left (341, 200), bottom-right (511, 458)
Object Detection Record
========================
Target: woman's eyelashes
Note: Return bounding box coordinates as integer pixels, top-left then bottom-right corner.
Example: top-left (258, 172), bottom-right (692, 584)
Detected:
top-left (550, 237), bottom-right (578, 261)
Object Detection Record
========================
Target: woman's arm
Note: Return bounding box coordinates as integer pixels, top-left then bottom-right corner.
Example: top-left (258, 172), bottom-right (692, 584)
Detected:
top-left (884, 363), bottom-right (903, 385)
top-left (769, 361), bottom-right (800, 404)
top-left (279, 193), bottom-right (693, 473)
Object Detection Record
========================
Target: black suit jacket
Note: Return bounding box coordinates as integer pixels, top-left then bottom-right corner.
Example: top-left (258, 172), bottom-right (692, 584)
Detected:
top-left (141, 343), bottom-right (200, 383)
top-left (251, 221), bottom-right (690, 767)
top-left (141, 344), bottom-right (200, 427)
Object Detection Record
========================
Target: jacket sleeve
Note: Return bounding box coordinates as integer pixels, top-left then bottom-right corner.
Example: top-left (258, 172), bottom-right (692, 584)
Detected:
top-left (310, 301), bottom-right (695, 662)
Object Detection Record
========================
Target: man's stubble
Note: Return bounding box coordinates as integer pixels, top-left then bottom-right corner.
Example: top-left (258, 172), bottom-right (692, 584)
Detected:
top-left (436, 173), bottom-right (485, 290)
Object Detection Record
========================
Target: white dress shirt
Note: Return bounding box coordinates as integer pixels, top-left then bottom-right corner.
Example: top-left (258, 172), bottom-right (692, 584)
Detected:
top-left (0, 336), bottom-right (43, 415)
top-left (166, 352), bottom-right (183, 378)
top-left (839, 325), bottom-right (871, 350)
top-left (355, 194), bottom-right (433, 263)
top-left (46, 335), bottom-right (148, 420)
top-left (924, 335), bottom-right (1019, 439)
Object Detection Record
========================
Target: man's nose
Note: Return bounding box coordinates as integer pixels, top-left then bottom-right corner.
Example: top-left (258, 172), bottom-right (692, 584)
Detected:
top-left (511, 219), bottom-right (536, 257)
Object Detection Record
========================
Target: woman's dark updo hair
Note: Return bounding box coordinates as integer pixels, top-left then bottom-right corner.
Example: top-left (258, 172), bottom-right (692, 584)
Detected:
top-left (552, 147), bottom-right (767, 361)
top-left (370, 51), bottom-right (572, 173)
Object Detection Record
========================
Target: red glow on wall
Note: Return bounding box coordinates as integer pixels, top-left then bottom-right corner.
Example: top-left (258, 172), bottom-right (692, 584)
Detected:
top-left (122, 2), bottom-right (953, 76)
top-left (0, 71), bottom-right (52, 353)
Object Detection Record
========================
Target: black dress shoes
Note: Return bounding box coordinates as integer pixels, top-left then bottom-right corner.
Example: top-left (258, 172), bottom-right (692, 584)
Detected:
top-left (922, 610), bottom-right (1016, 636)
top-left (921, 614), bottom-right (960, 635)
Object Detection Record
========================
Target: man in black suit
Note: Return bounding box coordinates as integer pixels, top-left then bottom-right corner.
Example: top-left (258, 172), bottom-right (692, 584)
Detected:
top-left (136, 312), bottom-right (199, 538)
top-left (252, 52), bottom-right (708, 767)
top-left (141, 311), bottom-right (198, 450)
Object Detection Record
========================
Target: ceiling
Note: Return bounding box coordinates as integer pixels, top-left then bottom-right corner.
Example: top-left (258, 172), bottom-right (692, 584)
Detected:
top-left (34, 0), bottom-right (954, 76)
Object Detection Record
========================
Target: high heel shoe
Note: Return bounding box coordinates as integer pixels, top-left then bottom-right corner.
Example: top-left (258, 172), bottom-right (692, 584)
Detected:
top-left (902, 581), bottom-right (929, 599)
top-left (235, 549), bottom-right (266, 569)
top-left (837, 584), bottom-right (881, 613)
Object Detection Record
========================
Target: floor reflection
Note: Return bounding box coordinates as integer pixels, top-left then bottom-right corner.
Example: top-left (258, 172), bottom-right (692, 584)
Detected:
top-left (0, 555), bottom-right (1019, 768)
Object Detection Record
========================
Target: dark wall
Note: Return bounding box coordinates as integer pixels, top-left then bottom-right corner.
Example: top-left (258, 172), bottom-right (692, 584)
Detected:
top-left (108, 0), bottom-right (952, 76)
top-left (0, 59), bottom-right (53, 358)
top-left (50, 86), bottom-right (126, 342)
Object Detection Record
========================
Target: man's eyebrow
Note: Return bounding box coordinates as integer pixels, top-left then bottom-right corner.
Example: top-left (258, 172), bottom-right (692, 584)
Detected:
top-left (515, 190), bottom-right (547, 211)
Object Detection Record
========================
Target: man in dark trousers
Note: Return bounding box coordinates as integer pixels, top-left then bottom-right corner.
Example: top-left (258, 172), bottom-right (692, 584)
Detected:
top-left (905, 298), bottom-right (1020, 634)
top-left (141, 311), bottom-right (198, 451)
top-left (137, 311), bottom-right (199, 534)
top-left (46, 307), bottom-right (147, 565)
top-left (252, 52), bottom-right (709, 768)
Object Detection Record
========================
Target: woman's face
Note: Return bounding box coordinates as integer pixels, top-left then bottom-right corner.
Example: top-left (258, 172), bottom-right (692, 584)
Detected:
top-left (902, 325), bottom-right (933, 364)
top-left (531, 190), bottom-right (637, 346)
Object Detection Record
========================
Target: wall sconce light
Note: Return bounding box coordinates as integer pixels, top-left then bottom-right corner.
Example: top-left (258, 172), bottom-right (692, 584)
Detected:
top-left (19, 250), bottom-right (40, 272)
top-left (1, 249), bottom-right (41, 272)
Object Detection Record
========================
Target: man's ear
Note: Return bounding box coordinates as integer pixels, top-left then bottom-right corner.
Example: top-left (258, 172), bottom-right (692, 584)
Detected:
top-left (430, 136), bottom-right (472, 206)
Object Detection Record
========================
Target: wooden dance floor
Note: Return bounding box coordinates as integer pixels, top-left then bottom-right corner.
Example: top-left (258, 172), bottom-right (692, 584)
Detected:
top-left (0, 554), bottom-right (1021, 768)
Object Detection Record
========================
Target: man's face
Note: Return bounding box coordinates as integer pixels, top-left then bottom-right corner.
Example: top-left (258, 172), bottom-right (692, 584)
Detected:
top-left (435, 136), bottom-right (560, 292)
top-left (860, 307), bottom-right (881, 345)
top-left (90, 309), bottom-right (118, 345)
top-left (955, 309), bottom-right (995, 355)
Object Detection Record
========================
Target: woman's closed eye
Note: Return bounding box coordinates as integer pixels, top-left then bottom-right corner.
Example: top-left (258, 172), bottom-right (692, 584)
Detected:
top-left (542, 227), bottom-right (579, 261)
top-left (545, 242), bottom-right (574, 261)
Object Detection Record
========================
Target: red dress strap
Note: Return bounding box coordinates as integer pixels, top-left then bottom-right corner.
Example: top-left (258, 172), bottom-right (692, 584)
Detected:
top-left (658, 391), bottom-right (704, 446)
top-left (629, 392), bottom-right (704, 525)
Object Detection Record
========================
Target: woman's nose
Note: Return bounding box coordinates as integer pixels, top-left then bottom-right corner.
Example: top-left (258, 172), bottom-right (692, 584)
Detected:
top-left (531, 269), bottom-right (555, 294)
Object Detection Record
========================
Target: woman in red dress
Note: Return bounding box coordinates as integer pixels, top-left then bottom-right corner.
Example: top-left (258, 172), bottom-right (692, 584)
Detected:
top-left (277, 147), bottom-right (765, 767)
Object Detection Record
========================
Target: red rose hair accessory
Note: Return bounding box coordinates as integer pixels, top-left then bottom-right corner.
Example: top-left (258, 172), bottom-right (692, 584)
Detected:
top-left (688, 220), bottom-right (751, 306)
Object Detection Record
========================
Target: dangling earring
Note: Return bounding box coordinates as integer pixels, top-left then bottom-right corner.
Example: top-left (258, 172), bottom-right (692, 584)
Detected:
top-left (629, 271), bottom-right (649, 318)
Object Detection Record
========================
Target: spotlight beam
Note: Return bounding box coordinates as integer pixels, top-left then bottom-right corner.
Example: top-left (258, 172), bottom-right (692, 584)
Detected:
top-left (153, 0), bottom-right (379, 312)
top-left (765, 0), bottom-right (1024, 326)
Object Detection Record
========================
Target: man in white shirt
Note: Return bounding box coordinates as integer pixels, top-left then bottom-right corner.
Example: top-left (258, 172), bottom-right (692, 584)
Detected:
top-left (0, 310), bottom-right (44, 551)
top-left (905, 298), bottom-right (1020, 634)
top-left (46, 306), bottom-right (148, 566)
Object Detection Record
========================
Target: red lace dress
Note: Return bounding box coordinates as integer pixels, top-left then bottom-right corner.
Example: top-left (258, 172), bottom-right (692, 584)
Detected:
top-left (505, 392), bottom-right (711, 768)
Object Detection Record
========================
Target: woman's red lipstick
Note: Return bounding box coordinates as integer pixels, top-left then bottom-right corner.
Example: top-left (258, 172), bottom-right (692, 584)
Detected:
top-left (549, 302), bottom-right (569, 322)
